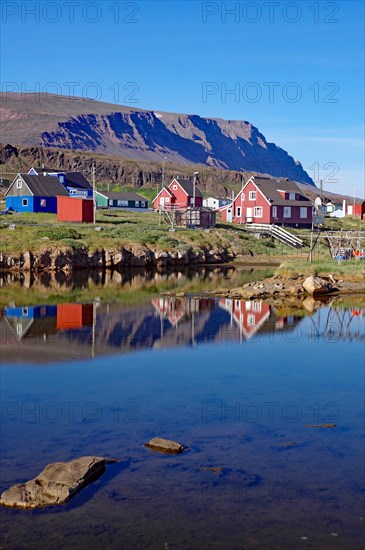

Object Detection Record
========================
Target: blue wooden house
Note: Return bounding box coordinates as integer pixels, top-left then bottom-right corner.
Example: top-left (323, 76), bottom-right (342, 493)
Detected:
top-left (28, 167), bottom-right (93, 199)
top-left (5, 173), bottom-right (69, 213)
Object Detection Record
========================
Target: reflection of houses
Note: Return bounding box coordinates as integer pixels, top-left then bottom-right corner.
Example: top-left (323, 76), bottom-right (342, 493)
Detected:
top-left (3, 304), bottom-right (93, 341)
top-left (5, 305), bottom-right (57, 340)
top-left (152, 297), bottom-right (212, 327)
top-left (56, 304), bottom-right (93, 330)
top-left (219, 299), bottom-right (271, 339)
top-left (218, 299), bottom-right (302, 340)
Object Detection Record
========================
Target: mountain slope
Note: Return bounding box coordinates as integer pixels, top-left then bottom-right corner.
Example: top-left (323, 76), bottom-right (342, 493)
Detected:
top-left (0, 93), bottom-right (314, 185)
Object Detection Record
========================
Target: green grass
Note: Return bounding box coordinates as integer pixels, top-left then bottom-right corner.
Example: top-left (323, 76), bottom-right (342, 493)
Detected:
top-left (276, 257), bottom-right (365, 279)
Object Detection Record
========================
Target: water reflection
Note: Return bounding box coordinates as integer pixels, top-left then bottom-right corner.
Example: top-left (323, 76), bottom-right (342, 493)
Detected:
top-left (1, 297), bottom-right (364, 364)
top-left (0, 265), bottom-right (270, 292)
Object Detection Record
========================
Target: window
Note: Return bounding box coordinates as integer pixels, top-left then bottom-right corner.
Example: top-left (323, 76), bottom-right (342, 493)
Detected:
top-left (135, 201), bottom-right (139, 207)
top-left (173, 185), bottom-right (178, 190)
top-left (40, 199), bottom-right (46, 207)
top-left (247, 314), bottom-right (256, 327)
top-left (241, 193), bottom-right (245, 201)
top-left (22, 198), bottom-right (28, 207)
top-left (117, 200), bottom-right (128, 206)
top-left (16, 178), bottom-right (22, 189)
top-left (140, 201), bottom-right (145, 208)
top-left (249, 191), bottom-right (256, 201)
top-left (22, 307), bottom-right (28, 316)
top-left (283, 206), bottom-right (291, 218)
top-left (109, 199), bottom-right (113, 206)
top-left (300, 207), bottom-right (307, 219)
top-left (69, 189), bottom-right (77, 195)
top-left (253, 301), bottom-right (262, 312)
top-left (165, 197), bottom-right (170, 202)
top-left (254, 206), bottom-right (263, 218)
top-left (236, 206), bottom-right (241, 217)
top-left (272, 206), bottom-right (277, 218)
top-left (289, 192), bottom-right (296, 200)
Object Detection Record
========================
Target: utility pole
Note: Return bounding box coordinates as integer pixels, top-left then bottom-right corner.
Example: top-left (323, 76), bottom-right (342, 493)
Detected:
top-left (193, 171), bottom-right (199, 207)
top-left (92, 165), bottom-right (96, 225)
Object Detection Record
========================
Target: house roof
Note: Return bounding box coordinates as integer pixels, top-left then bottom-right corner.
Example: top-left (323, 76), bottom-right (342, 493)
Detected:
top-left (172, 178), bottom-right (204, 197)
top-left (251, 177), bottom-right (311, 206)
top-left (7, 174), bottom-right (69, 197)
top-left (97, 191), bottom-right (148, 202)
top-left (62, 172), bottom-right (92, 190)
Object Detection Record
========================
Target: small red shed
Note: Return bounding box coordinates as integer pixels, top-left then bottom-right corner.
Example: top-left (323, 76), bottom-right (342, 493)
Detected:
top-left (57, 196), bottom-right (94, 223)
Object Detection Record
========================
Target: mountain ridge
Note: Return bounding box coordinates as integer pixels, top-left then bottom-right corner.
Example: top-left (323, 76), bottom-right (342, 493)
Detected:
top-left (0, 93), bottom-right (314, 185)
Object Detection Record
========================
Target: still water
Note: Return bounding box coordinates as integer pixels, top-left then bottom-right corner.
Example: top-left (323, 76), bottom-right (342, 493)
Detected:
top-left (0, 269), bottom-right (364, 549)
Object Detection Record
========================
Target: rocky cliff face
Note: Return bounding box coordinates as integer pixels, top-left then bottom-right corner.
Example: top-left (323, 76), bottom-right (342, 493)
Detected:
top-left (0, 93), bottom-right (314, 185)
top-left (0, 142), bottom-right (294, 197)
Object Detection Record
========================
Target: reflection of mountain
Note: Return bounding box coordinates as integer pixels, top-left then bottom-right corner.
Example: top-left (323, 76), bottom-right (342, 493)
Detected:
top-left (1, 300), bottom-right (364, 364)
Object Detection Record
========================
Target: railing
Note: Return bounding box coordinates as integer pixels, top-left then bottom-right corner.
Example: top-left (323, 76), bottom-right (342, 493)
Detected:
top-left (244, 223), bottom-right (304, 249)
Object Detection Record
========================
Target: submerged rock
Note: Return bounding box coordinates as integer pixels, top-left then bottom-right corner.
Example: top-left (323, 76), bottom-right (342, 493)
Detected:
top-left (305, 423), bottom-right (337, 429)
top-left (0, 456), bottom-right (110, 508)
top-left (144, 437), bottom-right (185, 454)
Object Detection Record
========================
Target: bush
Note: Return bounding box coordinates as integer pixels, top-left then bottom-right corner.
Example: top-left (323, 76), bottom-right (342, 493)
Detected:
top-left (36, 228), bottom-right (81, 240)
top-left (157, 235), bottom-right (179, 248)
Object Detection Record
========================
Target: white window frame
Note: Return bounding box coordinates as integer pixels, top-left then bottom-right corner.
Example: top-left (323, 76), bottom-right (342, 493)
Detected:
top-left (289, 192), bottom-right (296, 200)
top-left (135, 201), bottom-right (139, 207)
top-left (173, 185), bottom-right (178, 190)
top-left (300, 207), bottom-right (307, 219)
top-left (283, 206), bottom-right (291, 218)
top-left (165, 197), bottom-right (170, 203)
top-left (272, 206), bottom-right (278, 218)
top-left (22, 198), bottom-right (28, 207)
top-left (241, 193), bottom-right (245, 202)
top-left (253, 301), bottom-right (262, 313)
top-left (254, 206), bottom-right (263, 218)
top-left (40, 199), bottom-right (46, 207)
top-left (247, 314), bottom-right (256, 327)
top-left (16, 178), bottom-right (22, 189)
top-left (236, 206), bottom-right (241, 217)
top-left (140, 201), bottom-right (145, 208)
top-left (117, 200), bottom-right (128, 207)
top-left (109, 199), bottom-right (113, 206)
top-left (249, 191), bottom-right (256, 201)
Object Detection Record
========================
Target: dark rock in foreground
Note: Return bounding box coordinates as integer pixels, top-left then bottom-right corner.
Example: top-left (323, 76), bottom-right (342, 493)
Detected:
top-left (0, 456), bottom-right (110, 508)
top-left (144, 437), bottom-right (185, 454)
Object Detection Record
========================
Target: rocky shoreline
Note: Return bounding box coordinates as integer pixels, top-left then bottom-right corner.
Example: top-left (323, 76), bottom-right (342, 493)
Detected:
top-left (0, 244), bottom-right (239, 272)
top-left (204, 274), bottom-right (365, 303)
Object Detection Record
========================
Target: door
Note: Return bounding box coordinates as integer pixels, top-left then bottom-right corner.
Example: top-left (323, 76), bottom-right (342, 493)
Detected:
top-left (160, 197), bottom-right (165, 209)
top-left (227, 208), bottom-right (233, 222)
top-left (246, 207), bottom-right (253, 222)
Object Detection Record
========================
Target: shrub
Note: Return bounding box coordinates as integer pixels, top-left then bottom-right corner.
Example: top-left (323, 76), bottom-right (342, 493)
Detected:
top-left (36, 228), bottom-right (81, 241)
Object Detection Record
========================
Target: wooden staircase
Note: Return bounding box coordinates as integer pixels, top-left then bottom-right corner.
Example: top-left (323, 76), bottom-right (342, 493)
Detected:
top-left (244, 223), bottom-right (305, 249)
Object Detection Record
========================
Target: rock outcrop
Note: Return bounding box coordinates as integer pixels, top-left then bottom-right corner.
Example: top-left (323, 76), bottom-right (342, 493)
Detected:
top-left (302, 275), bottom-right (332, 295)
top-left (0, 244), bottom-right (236, 272)
top-left (0, 456), bottom-right (111, 508)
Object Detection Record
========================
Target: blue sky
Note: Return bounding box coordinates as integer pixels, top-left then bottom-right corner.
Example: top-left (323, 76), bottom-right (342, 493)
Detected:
top-left (1, 0), bottom-right (364, 196)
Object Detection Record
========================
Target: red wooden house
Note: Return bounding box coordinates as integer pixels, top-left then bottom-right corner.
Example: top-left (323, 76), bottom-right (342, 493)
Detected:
top-left (153, 178), bottom-right (204, 210)
top-left (220, 176), bottom-right (313, 228)
top-left (345, 199), bottom-right (365, 219)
